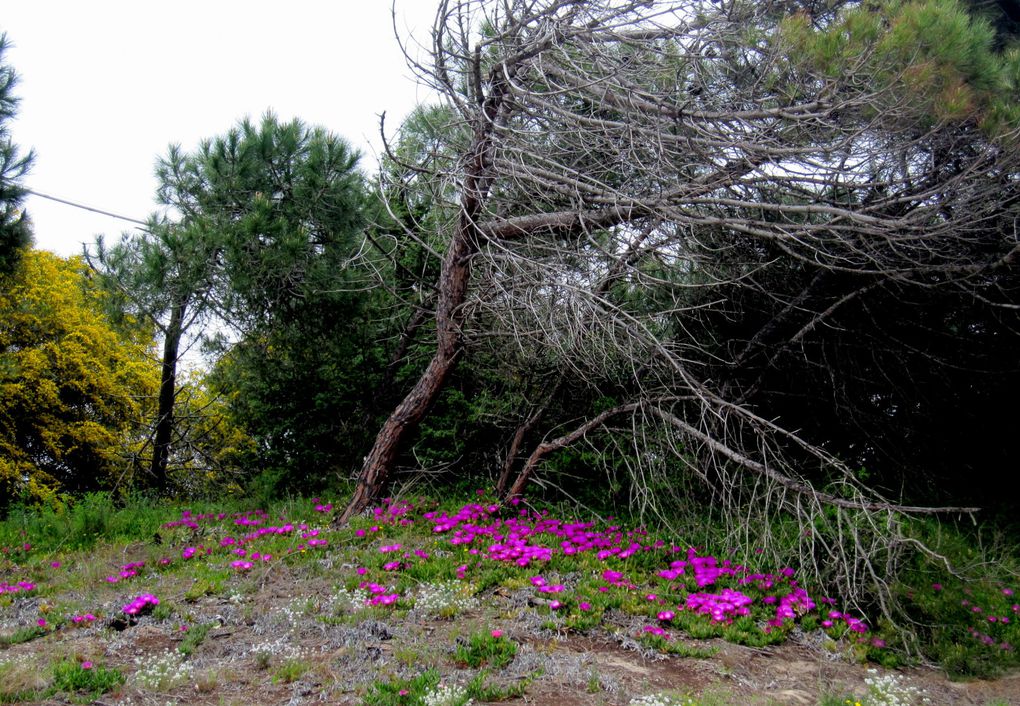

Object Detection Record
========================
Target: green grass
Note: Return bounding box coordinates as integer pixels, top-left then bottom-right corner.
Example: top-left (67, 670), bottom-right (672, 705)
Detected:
top-left (51, 660), bottom-right (125, 701)
top-left (0, 659), bottom-right (123, 704)
top-left (465, 669), bottom-right (538, 701)
top-left (178, 620), bottom-right (216, 656)
top-left (361, 668), bottom-right (442, 705)
top-left (273, 658), bottom-right (311, 684)
top-left (452, 630), bottom-right (518, 669)
top-left (0, 624), bottom-right (47, 647)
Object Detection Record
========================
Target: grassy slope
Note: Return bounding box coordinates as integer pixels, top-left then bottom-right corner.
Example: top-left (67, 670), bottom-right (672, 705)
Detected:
top-left (0, 493), bottom-right (1018, 705)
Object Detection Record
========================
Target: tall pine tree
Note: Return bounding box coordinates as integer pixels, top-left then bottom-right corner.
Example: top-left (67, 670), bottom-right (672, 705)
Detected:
top-left (0, 32), bottom-right (33, 276)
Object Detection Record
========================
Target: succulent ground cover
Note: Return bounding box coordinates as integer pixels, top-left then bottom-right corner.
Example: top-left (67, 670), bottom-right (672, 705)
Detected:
top-left (0, 493), bottom-right (1018, 705)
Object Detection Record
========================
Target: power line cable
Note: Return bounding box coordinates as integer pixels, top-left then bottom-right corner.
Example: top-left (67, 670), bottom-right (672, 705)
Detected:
top-left (25, 188), bottom-right (150, 228)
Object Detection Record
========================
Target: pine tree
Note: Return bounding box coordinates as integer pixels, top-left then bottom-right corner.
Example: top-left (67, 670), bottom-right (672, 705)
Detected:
top-left (0, 32), bottom-right (33, 276)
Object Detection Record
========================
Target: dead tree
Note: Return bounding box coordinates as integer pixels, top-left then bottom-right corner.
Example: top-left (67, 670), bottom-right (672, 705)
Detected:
top-left (341, 0), bottom-right (1019, 582)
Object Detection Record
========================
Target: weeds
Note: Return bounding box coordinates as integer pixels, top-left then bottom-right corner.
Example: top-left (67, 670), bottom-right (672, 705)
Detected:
top-left (453, 630), bottom-right (517, 669)
top-left (362, 669), bottom-right (442, 705)
top-left (51, 659), bottom-right (124, 699)
top-left (422, 681), bottom-right (472, 706)
top-left (414, 580), bottom-right (479, 618)
top-left (177, 620), bottom-right (216, 656)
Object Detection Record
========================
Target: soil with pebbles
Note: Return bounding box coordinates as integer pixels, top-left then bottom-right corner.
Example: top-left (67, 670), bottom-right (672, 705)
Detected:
top-left (3, 566), bottom-right (1020, 706)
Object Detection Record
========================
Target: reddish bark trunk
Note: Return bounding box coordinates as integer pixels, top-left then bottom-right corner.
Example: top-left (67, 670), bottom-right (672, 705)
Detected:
top-left (337, 60), bottom-right (517, 524)
top-left (337, 211), bottom-right (479, 524)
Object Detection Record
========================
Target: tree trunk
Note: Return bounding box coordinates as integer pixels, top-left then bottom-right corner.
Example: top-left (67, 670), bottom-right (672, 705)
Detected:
top-left (495, 392), bottom-right (556, 497)
top-left (337, 47), bottom-right (517, 523)
top-left (504, 402), bottom-right (643, 499)
top-left (150, 297), bottom-right (186, 494)
top-left (338, 214), bottom-right (479, 523)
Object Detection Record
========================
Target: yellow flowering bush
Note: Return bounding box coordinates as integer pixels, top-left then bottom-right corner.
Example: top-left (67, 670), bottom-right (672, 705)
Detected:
top-left (0, 250), bottom-right (159, 507)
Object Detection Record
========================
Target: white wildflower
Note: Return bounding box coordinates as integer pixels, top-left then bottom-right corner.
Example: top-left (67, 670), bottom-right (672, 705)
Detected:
top-left (132, 649), bottom-right (193, 691)
top-left (628, 694), bottom-right (697, 706)
top-left (413, 581), bottom-right (478, 618)
top-left (863, 669), bottom-right (931, 706)
top-left (422, 682), bottom-right (473, 706)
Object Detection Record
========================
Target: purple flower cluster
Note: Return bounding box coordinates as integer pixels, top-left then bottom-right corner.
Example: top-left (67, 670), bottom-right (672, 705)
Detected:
top-left (122, 593), bottom-right (159, 616)
top-left (105, 560), bottom-right (146, 584)
top-left (657, 551), bottom-right (745, 587)
top-left (685, 588), bottom-right (754, 623)
top-left (770, 587), bottom-right (818, 626)
top-left (374, 499), bottom-right (415, 525)
top-left (642, 624), bottom-right (672, 639)
top-left (360, 581), bottom-right (400, 606)
top-left (968, 625), bottom-right (1013, 651)
top-left (426, 504), bottom-right (665, 569)
top-left (5, 494), bottom-right (893, 663)
top-left (948, 584), bottom-right (1019, 652)
top-left (0, 580), bottom-right (35, 595)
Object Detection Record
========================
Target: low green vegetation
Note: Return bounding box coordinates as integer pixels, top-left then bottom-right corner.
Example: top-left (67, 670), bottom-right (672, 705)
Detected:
top-left (1, 491), bottom-right (1018, 706)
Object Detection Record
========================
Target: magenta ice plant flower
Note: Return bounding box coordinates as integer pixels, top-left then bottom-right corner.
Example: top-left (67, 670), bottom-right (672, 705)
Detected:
top-left (122, 593), bottom-right (159, 616)
top-left (642, 624), bottom-right (671, 639)
top-left (366, 592), bottom-right (400, 607)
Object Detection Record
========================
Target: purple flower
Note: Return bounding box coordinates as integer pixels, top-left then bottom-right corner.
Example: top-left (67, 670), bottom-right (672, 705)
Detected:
top-left (122, 593), bottom-right (159, 616)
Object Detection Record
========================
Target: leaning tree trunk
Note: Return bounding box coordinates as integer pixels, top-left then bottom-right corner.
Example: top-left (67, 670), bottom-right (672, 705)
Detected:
top-left (337, 219), bottom-right (476, 523)
top-left (336, 38), bottom-right (517, 523)
top-left (150, 297), bottom-right (186, 494)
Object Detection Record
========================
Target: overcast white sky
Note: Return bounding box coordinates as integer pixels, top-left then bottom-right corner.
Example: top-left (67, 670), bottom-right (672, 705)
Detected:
top-left (3, 1), bottom-right (438, 257)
